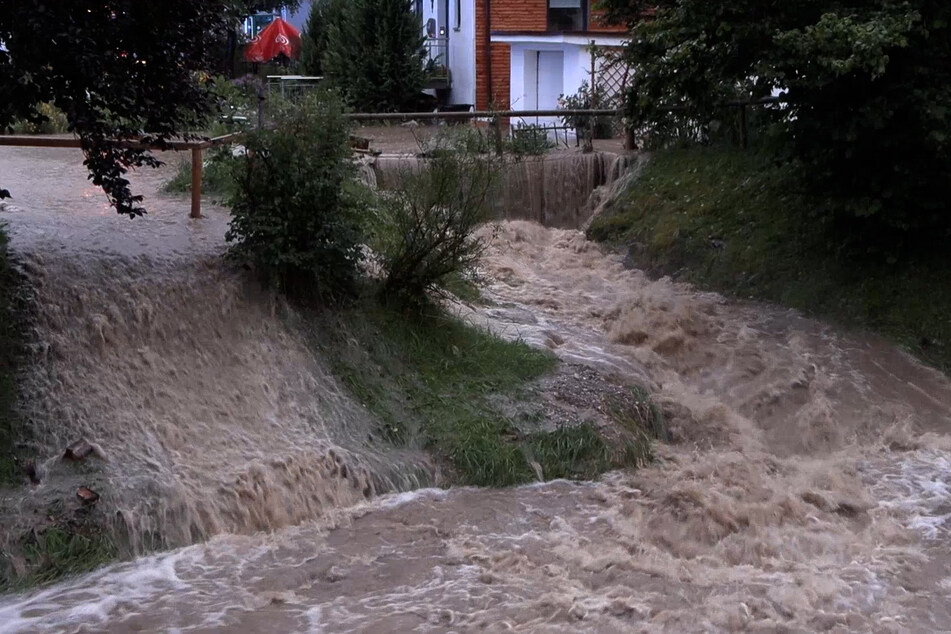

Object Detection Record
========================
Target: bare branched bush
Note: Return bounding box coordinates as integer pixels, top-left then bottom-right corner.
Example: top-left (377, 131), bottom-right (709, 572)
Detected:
top-left (375, 132), bottom-right (500, 305)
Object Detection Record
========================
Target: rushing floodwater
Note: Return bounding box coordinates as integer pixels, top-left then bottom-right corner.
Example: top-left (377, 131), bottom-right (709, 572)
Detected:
top-left (2, 147), bottom-right (951, 632)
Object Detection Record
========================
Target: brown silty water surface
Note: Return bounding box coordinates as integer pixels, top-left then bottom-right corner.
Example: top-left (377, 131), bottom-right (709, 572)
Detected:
top-left (2, 148), bottom-right (951, 632)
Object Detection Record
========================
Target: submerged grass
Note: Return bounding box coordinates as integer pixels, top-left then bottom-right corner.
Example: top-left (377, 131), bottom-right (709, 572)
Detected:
top-left (3, 525), bottom-right (118, 592)
top-left (589, 146), bottom-right (951, 373)
top-left (303, 295), bottom-right (656, 487)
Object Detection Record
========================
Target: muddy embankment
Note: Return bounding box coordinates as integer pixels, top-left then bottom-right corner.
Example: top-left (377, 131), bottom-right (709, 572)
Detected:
top-left (2, 146), bottom-right (951, 632)
top-left (0, 147), bottom-right (435, 563)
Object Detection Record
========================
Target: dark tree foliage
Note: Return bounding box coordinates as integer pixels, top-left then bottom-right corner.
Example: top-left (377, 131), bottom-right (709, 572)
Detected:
top-left (243, 1), bottom-right (301, 11)
top-left (0, 1), bottom-right (246, 215)
top-left (300, 0), bottom-right (336, 76)
top-left (322, 0), bottom-right (426, 112)
top-left (599, 0), bottom-right (951, 238)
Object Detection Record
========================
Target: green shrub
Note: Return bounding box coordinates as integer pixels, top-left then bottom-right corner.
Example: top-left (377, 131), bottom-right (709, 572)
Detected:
top-left (4, 103), bottom-right (69, 135)
top-left (428, 126), bottom-right (491, 156)
top-left (163, 146), bottom-right (238, 198)
top-left (602, 0), bottom-right (951, 242)
top-left (508, 123), bottom-right (555, 156)
top-left (226, 91), bottom-right (365, 298)
top-left (209, 74), bottom-right (258, 134)
top-left (373, 132), bottom-right (499, 304)
top-left (559, 80), bottom-right (619, 142)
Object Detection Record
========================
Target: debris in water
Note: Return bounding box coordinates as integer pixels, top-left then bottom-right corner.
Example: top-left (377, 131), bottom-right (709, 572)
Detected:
top-left (63, 439), bottom-right (95, 461)
top-left (76, 486), bottom-right (100, 505)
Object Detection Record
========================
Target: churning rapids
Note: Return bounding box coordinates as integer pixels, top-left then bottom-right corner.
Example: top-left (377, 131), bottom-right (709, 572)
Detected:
top-left (2, 147), bottom-right (951, 632)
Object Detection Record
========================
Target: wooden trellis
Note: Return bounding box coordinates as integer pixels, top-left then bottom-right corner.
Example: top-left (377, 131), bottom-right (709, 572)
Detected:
top-left (590, 46), bottom-right (630, 107)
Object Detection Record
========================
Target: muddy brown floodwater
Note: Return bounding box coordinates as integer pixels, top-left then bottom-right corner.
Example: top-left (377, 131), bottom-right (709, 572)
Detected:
top-left (2, 147), bottom-right (951, 633)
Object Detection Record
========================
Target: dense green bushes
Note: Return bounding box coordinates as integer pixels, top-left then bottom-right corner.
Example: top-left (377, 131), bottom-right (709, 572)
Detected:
top-left (162, 148), bottom-right (238, 199)
top-left (2, 103), bottom-right (69, 135)
top-left (224, 94), bottom-right (497, 306)
top-left (226, 92), bottom-right (365, 297)
top-left (601, 0), bottom-right (951, 245)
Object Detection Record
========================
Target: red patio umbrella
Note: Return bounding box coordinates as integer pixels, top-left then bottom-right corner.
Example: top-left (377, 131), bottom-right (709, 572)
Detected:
top-left (243, 18), bottom-right (302, 63)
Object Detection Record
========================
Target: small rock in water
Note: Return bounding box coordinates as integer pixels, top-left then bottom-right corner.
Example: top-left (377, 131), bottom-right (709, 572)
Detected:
top-left (23, 460), bottom-right (41, 485)
top-left (321, 565), bottom-right (348, 583)
top-left (63, 439), bottom-right (94, 461)
top-left (76, 486), bottom-right (100, 505)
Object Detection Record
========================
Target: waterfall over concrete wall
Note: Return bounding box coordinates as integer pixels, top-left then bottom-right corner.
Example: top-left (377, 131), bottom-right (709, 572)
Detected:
top-left (368, 151), bottom-right (633, 229)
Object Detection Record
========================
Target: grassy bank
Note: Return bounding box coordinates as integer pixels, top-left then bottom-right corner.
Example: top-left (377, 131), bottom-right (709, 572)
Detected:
top-left (302, 297), bottom-right (659, 487)
top-left (4, 519), bottom-right (118, 592)
top-left (0, 224), bottom-right (23, 485)
top-left (589, 147), bottom-right (951, 372)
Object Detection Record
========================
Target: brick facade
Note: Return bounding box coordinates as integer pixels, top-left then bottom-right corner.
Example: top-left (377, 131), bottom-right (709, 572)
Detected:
top-left (475, 0), bottom-right (627, 109)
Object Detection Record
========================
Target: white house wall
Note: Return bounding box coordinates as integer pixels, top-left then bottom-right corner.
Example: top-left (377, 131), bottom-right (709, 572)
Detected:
top-left (508, 42), bottom-right (593, 129)
top-left (448, 0), bottom-right (476, 106)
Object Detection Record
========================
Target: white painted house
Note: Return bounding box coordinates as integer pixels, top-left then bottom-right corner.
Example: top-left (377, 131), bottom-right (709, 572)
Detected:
top-left (417, 0), bottom-right (478, 108)
top-left (269, 0), bottom-right (628, 117)
top-left (496, 32), bottom-right (626, 126)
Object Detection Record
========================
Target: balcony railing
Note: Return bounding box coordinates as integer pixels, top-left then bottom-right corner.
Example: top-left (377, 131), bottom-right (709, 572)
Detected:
top-left (423, 37), bottom-right (449, 85)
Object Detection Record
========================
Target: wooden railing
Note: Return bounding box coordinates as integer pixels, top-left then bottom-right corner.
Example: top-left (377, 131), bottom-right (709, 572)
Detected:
top-left (0, 133), bottom-right (241, 218)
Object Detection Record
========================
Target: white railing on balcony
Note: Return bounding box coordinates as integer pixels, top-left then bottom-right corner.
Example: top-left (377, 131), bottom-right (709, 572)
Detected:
top-left (423, 37), bottom-right (449, 82)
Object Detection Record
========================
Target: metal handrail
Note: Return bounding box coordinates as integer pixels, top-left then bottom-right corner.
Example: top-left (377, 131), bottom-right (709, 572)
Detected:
top-left (345, 108), bottom-right (621, 121)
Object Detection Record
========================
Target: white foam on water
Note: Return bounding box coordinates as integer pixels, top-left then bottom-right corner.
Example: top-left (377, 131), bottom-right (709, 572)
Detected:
top-left (869, 449), bottom-right (951, 540)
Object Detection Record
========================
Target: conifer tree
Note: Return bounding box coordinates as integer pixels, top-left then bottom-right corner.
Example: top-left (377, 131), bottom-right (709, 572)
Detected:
top-left (323, 0), bottom-right (426, 112)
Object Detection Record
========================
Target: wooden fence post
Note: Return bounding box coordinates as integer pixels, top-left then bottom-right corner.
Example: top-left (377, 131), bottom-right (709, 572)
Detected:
top-left (624, 126), bottom-right (637, 151)
top-left (585, 40), bottom-right (597, 153)
top-left (190, 147), bottom-right (203, 219)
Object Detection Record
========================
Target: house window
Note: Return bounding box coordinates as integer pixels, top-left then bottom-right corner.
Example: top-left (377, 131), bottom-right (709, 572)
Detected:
top-left (454, 0), bottom-right (461, 30)
top-left (548, 0), bottom-right (587, 31)
top-left (245, 12), bottom-right (281, 38)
